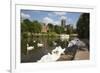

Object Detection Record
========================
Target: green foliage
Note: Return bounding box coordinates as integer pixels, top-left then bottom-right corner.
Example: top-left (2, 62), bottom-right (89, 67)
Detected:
top-left (47, 32), bottom-right (57, 37)
top-left (54, 25), bottom-right (64, 34)
top-left (60, 26), bottom-right (65, 33)
top-left (65, 25), bottom-right (74, 34)
top-left (76, 13), bottom-right (89, 39)
top-left (48, 23), bottom-right (54, 32)
top-left (21, 19), bottom-right (42, 33)
top-left (21, 32), bottom-right (28, 55)
top-left (21, 23), bottom-right (27, 32)
top-left (21, 19), bottom-right (31, 32)
top-left (21, 19), bottom-right (42, 55)
top-left (32, 21), bottom-right (42, 33)
top-left (21, 19), bottom-right (32, 32)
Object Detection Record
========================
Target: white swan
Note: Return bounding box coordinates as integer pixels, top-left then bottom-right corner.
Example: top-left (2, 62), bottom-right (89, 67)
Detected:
top-left (37, 43), bottom-right (44, 47)
top-left (52, 46), bottom-right (65, 55)
top-left (52, 41), bottom-right (57, 46)
top-left (37, 53), bottom-right (52, 62)
top-left (27, 44), bottom-right (34, 54)
top-left (33, 40), bottom-right (36, 43)
top-left (37, 46), bottom-right (65, 62)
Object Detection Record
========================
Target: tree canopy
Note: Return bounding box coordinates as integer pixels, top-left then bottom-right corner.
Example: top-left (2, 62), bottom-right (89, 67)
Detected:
top-left (21, 19), bottom-right (42, 33)
top-left (76, 13), bottom-right (90, 39)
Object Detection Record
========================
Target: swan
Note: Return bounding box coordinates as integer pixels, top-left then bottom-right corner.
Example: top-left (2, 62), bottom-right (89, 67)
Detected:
top-left (37, 53), bottom-right (52, 62)
top-left (68, 38), bottom-right (86, 48)
top-left (63, 38), bottom-right (87, 60)
top-left (52, 46), bottom-right (65, 55)
top-left (37, 46), bottom-right (65, 62)
top-left (37, 43), bottom-right (44, 47)
top-left (27, 44), bottom-right (34, 53)
top-left (52, 41), bottom-right (57, 46)
top-left (33, 40), bottom-right (36, 43)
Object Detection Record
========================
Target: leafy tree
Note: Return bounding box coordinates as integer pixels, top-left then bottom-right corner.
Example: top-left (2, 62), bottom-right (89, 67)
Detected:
top-left (22, 19), bottom-right (32, 32)
top-left (21, 19), bottom-right (42, 33)
top-left (72, 28), bottom-right (77, 34)
top-left (21, 19), bottom-right (29, 32)
top-left (48, 23), bottom-right (54, 32)
top-left (60, 26), bottom-right (64, 33)
top-left (21, 22), bottom-right (28, 32)
top-left (54, 25), bottom-right (61, 34)
top-left (21, 32), bottom-right (27, 55)
top-left (76, 13), bottom-right (89, 39)
top-left (65, 25), bottom-right (74, 34)
top-left (32, 20), bottom-right (42, 33)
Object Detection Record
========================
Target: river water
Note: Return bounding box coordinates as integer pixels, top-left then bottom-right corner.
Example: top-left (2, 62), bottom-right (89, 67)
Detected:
top-left (21, 35), bottom-right (70, 63)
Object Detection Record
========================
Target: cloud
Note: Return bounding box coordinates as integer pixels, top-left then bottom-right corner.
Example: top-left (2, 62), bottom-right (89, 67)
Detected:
top-left (43, 17), bottom-right (53, 24)
top-left (60, 16), bottom-right (67, 20)
top-left (43, 17), bottom-right (60, 25)
top-left (48, 13), bottom-right (53, 17)
top-left (43, 12), bottom-right (70, 25)
top-left (54, 12), bottom-right (67, 16)
top-left (21, 13), bottom-right (31, 19)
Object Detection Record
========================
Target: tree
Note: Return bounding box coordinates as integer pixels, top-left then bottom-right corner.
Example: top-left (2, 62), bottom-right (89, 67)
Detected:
top-left (60, 26), bottom-right (64, 34)
top-left (21, 22), bottom-right (28, 32)
top-left (76, 13), bottom-right (90, 39)
top-left (21, 19), bottom-right (32, 32)
top-left (21, 32), bottom-right (27, 55)
top-left (21, 19), bottom-right (31, 55)
top-left (32, 20), bottom-right (42, 33)
top-left (65, 25), bottom-right (74, 34)
top-left (48, 23), bottom-right (54, 32)
top-left (54, 25), bottom-right (60, 34)
top-left (21, 19), bottom-right (42, 33)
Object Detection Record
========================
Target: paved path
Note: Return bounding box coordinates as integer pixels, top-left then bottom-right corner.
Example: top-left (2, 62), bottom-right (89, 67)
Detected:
top-left (74, 50), bottom-right (89, 60)
top-left (58, 50), bottom-right (89, 61)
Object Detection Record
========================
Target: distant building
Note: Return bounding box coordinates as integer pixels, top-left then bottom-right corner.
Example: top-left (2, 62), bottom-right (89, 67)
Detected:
top-left (61, 17), bottom-right (68, 31)
top-left (41, 23), bottom-right (48, 33)
top-left (61, 19), bottom-right (66, 27)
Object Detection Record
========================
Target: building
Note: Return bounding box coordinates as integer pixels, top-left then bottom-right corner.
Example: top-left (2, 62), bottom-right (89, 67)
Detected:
top-left (61, 18), bottom-right (66, 27)
top-left (41, 23), bottom-right (48, 33)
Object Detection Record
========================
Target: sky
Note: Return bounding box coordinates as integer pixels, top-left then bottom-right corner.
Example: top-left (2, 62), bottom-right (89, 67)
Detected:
top-left (21, 10), bottom-right (82, 27)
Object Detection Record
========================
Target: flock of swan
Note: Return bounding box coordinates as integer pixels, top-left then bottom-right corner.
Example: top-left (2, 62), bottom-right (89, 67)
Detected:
top-left (37, 38), bottom-right (86, 62)
top-left (26, 34), bottom-right (69, 52)
top-left (27, 41), bottom-right (44, 54)
top-left (37, 46), bottom-right (65, 62)
top-left (26, 34), bottom-right (87, 63)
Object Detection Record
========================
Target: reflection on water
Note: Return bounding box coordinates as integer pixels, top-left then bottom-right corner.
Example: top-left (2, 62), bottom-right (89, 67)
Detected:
top-left (21, 35), bottom-right (69, 63)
